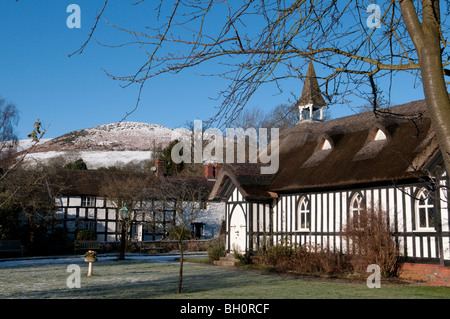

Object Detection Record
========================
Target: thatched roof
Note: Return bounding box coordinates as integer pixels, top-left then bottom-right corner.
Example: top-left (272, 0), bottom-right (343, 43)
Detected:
top-left (53, 169), bottom-right (215, 200)
top-left (209, 98), bottom-right (439, 201)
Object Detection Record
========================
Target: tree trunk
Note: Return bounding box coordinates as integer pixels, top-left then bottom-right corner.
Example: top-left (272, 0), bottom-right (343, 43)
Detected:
top-left (401, 0), bottom-right (450, 172)
top-left (177, 239), bottom-right (183, 294)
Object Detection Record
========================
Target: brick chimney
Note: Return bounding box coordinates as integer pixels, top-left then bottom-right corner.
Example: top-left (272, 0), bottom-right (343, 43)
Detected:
top-left (155, 159), bottom-right (165, 177)
top-left (205, 163), bottom-right (214, 179)
top-left (214, 163), bottom-right (220, 178)
top-left (205, 163), bottom-right (220, 179)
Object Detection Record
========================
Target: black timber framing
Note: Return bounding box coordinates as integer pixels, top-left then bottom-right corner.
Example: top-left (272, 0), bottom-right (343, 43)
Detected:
top-left (225, 179), bottom-right (449, 264)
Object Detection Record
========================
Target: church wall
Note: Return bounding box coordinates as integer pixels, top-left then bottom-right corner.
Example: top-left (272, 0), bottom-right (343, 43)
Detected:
top-left (236, 178), bottom-right (450, 265)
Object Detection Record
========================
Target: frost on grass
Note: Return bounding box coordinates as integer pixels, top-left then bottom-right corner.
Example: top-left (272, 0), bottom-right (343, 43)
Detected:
top-left (0, 258), bottom-right (183, 298)
top-left (0, 256), bottom-right (448, 299)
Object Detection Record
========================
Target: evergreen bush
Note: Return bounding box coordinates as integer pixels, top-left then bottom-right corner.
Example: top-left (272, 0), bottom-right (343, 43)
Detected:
top-left (207, 235), bottom-right (225, 262)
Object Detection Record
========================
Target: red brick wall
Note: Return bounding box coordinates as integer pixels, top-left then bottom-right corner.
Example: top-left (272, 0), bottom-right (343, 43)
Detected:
top-left (399, 263), bottom-right (450, 287)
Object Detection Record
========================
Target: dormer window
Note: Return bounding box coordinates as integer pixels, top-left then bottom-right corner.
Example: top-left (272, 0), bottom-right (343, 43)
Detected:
top-left (374, 129), bottom-right (387, 141)
top-left (352, 125), bottom-right (390, 161)
top-left (321, 138), bottom-right (332, 150)
top-left (302, 135), bottom-right (333, 168)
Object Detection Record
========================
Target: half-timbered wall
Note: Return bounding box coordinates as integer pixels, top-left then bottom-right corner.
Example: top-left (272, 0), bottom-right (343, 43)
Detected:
top-left (273, 180), bottom-right (450, 262)
top-left (225, 177), bottom-right (450, 264)
top-left (54, 196), bottom-right (176, 242)
top-left (224, 187), bottom-right (272, 253)
top-left (54, 195), bottom-right (224, 242)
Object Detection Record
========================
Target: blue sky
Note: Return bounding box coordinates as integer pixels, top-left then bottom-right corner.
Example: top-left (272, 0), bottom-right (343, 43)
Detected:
top-left (0, 1), bottom-right (426, 140)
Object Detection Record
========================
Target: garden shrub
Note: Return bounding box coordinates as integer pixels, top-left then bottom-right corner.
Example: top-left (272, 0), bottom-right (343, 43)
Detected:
top-left (261, 241), bottom-right (294, 268)
top-left (64, 158), bottom-right (88, 170)
top-left (255, 242), bottom-right (352, 276)
top-left (341, 207), bottom-right (401, 277)
top-left (76, 229), bottom-right (97, 241)
top-left (288, 244), bottom-right (352, 275)
top-left (207, 235), bottom-right (225, 262)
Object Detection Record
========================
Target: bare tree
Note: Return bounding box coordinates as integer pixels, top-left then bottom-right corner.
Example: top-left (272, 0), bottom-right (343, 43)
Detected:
top-left (0, 99), bottom-right (21, 181)
top-left (0, 99), bottom-right (46, 209)
top-left (262, 104), bottom-right (303, 130)
top-left (0, 163), bottom-right (71, 245)
top-left (0, 97), bottom-right (49, 243)
top-left (0, 98), bottom-right (19, 160)
top-left (151, 176), bottom-right (209, 293)
top-left (230, 106), bottom-right (268, 130)
top-left (71, 1), bottom-right (450, 172)
top-left (232, 103), bottom-right (327, 131)
top-left (99, 172), bottom-right (154, 259)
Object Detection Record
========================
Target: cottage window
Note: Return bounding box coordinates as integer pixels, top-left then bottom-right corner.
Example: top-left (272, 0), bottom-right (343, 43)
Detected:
top-left (78, 220), bottom-right (95, 231)
top-left (349, 192), bottom-right (364, 227)
top-left (200, 201), bottom-right (208, 210)
top-left (415, 188), bottom-right (435, 231)
top-left (296, 197), bottom-right (310, 230)
top-left (82, 196), bottom-right (96, 207)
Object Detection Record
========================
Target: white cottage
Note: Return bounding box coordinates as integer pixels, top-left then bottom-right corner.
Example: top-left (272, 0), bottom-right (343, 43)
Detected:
top-left (209, 63), bottom-right (450, 285)
top-left (52, 167), bottom-right (223, 242)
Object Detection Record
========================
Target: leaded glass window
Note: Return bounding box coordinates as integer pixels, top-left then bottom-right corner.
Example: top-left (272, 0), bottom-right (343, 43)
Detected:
top-left (416, 188), bottom-right (435, 230)
top-left (297, 197), bottom-right (310, 230)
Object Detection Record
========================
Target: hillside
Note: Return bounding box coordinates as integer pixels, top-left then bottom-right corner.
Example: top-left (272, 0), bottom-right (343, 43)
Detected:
top-left (20, 122), bottom-right (185, 169)
top-left (29, 122), bottom-right (183, 152)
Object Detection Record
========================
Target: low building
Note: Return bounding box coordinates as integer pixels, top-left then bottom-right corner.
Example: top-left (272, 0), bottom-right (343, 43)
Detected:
top-left (209, 62), bottom-right (450, 286)
top-left (50, 165), bottom-right (223, 243)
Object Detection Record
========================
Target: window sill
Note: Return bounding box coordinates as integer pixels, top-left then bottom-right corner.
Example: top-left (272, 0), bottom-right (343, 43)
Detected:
top-left (413, 228), bottom-right (436, 233)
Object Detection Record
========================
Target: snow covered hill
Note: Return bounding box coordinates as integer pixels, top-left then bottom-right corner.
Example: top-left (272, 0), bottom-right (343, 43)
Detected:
top-left (20, 122), bottom-right (186, 169)
top-left (30, 122), bottom-right (184, 152)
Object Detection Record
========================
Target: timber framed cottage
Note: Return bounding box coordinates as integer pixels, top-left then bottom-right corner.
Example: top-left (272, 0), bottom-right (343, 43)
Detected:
top-left (209, 62), bottom-right (450, 286)
top-left (47, 165), bottom-right (223, 243)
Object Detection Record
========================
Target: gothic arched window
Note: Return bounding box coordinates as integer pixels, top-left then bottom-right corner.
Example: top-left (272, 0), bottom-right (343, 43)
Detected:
top-left (349, 192), bottom-right (365, 228)
top-left (415, 188), bottom-right (435, 230)
top-left (296, 196), bottom-right (310, 230)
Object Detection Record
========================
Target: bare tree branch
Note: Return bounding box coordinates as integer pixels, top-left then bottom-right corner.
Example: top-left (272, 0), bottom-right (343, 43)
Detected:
top-left (68, 0), bottom-right (108, 57)
top-left (73, 0), bottom-right (450, 170)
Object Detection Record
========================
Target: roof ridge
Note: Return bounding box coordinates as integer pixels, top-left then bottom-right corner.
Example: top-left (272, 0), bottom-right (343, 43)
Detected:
top-left (284, 98), bottom-right (428, 138)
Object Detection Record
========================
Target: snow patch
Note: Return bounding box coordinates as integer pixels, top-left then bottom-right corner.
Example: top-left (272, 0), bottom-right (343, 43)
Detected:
top-left (25, 150), bottom-right (154, 169)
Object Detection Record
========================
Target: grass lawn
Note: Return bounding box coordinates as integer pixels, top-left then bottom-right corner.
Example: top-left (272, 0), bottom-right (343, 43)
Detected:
top-left (0, 255), bottom-right (448, 299)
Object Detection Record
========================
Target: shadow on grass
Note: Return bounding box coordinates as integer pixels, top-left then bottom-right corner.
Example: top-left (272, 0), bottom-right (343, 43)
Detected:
top-left (1, 258), bottom-right (449, 299)
top-left (0, 258), bottom-right (257, 299)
